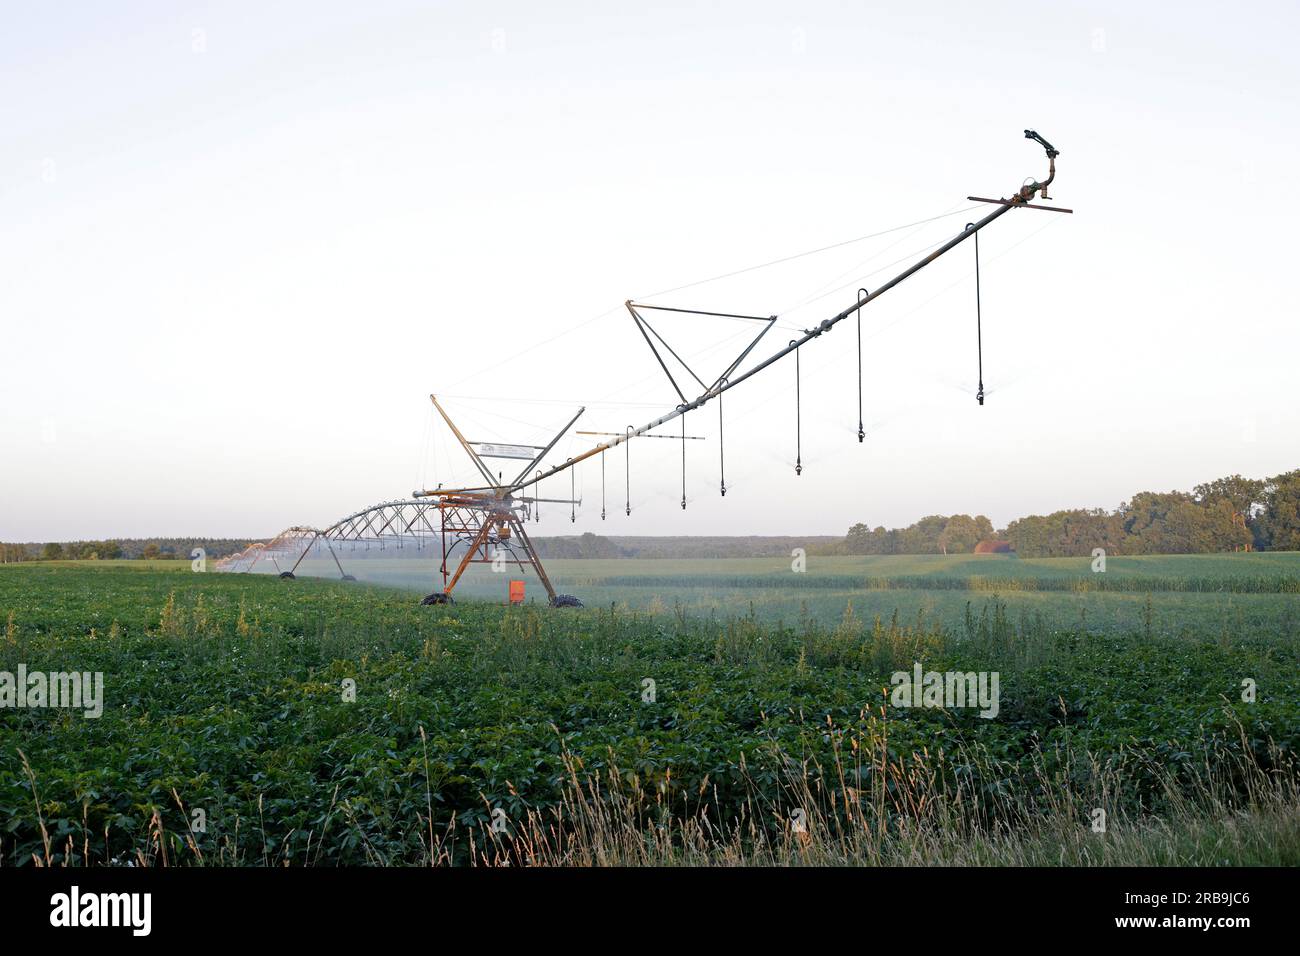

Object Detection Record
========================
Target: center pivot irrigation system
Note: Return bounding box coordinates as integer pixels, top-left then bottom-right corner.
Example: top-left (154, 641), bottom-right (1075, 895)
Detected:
top-left (219, 131), bottom-right (1070, 606)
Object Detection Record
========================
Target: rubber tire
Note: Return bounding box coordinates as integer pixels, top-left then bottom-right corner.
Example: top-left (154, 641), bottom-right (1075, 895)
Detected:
top-left (550, 594), bottom-right (583, 608)
top-left (341, 574), bottom-right (357, 582)
top-left (279, 571), bottom-right (296, 580)
top-left (421, 592), bottom-right (454, 606)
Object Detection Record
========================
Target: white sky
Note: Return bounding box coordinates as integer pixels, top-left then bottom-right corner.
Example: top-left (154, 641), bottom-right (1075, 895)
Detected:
top-left (2, 1), bottom-right (1297, 540)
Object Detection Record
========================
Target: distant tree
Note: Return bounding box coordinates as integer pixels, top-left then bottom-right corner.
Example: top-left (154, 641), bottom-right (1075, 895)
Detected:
top-left (845, 523), bottom-right (872, 555)
top-left (938, 515), bottom-right (987, 555)
top-left (1121, 491), bottom-right (1200, 554)
top-left (1259, 469), bottom-right (1300, 552)
top-left (1000, 515), bottom-right (1046, 556)
top-left (845, 467), bottom-right (1296, 559)
top-left (0, 543), bottom-right (32, 563)
top-left (998, 509), bottom-right (1123, 558)
top-left (535, 532), bottom-right (629, 560)
top-left (898, 515), bottom-right (948, 554)
top-left (1194, 474), bottom-right (1265, 517)
top-left (41, 542), bottom-right (64, 560)
top-left (1171, 499), bottom-right (1251, 552)
top-left (141, 543), bottom-right (161, 560)
top-left (1193, 474), bottom-right (1266, 549)
top-left (574, 532), bottom-right (624, 559)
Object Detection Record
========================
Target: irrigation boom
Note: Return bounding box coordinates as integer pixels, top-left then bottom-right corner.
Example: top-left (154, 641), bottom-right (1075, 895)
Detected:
top-left (225, 130), bottom-right (1068, 607)
top-left (417, 129), bottom-right (1063, 502)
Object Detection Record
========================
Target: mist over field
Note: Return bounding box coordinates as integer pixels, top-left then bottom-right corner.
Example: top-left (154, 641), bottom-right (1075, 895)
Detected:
top-left (244, 549), bottom-right (1300, 640)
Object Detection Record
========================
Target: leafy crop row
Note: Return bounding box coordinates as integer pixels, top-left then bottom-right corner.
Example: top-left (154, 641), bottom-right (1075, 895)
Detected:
top-left (1, 564), bottom-right (1296, 865)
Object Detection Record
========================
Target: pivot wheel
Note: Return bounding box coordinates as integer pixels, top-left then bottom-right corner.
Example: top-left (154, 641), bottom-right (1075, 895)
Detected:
top-left (421, 592), bottom-right (454, 606)
top-left (549, 594), bottom-right (583, 608)
top-left (279, 571), bottom-right (296, 580)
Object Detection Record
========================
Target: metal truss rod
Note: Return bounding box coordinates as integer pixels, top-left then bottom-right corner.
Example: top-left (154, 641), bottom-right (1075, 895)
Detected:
top-left (576, 430), bottom-right (705, 440)
top-left (626, 304), bottom-right (775, 321)
top-left (430, 395), bottom-right (499, 487)
top-left (504, 197), bottom-right (1018, 496)
top-left (967, 196), bottom-right (1073, 213)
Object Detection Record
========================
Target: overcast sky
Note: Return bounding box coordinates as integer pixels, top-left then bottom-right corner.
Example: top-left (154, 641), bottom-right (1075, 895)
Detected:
top-left (2, 1), bottom-right (1297, 540)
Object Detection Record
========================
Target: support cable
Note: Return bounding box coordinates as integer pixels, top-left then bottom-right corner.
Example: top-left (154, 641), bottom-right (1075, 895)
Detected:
top-left (779, 201), bottom-right (970, 315)
top-left (625, 426), bottom-right (632, 516)
top-left (445, 210), bottom-right (975, 395)
top-left (641, 205), bottom-right (981, 300)
top-left (601, 450), bottom-right (607, 520)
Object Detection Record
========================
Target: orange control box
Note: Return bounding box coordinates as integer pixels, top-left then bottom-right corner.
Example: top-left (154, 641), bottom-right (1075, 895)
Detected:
top-left (508, 580), bottom-right (525, 605)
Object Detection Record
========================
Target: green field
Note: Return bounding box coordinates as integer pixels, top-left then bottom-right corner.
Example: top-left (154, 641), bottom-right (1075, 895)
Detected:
top-left (2, 556), bottom-right (1298, 866)
top-left (279, 551), bottom-right (1300, 641)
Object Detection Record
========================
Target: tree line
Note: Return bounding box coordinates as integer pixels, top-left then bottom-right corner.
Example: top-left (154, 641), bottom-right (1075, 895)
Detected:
top-left (841, 469), bottom-right (1300, 557)
top-left (0, 538), bottom-right (255, 563)
top-left (0, 540), bottom-right (125, 562)
top-left (842, 514), bottom-right (996, 555)
top-left (5, 469), bottom-right (1296, 564)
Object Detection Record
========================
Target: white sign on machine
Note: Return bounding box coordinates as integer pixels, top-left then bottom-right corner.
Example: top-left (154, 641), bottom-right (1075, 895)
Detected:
top-left (473, 442), bottom-right (540, 460)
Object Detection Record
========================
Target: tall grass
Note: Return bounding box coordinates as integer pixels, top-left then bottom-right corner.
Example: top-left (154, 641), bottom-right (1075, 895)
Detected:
top-left (17, 731), bottom-right (1296, 867)
top-left (448, 731), bottom-right (1300, 867)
